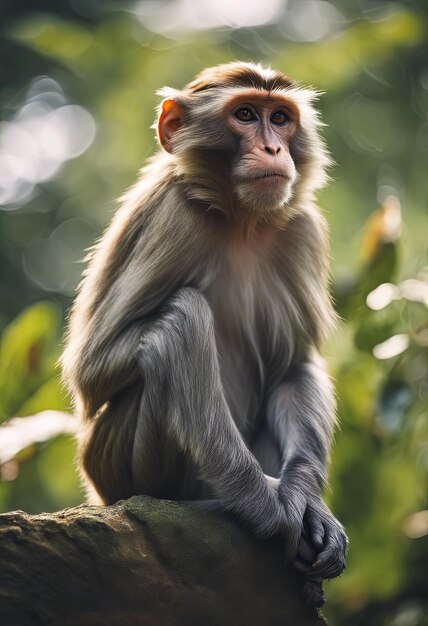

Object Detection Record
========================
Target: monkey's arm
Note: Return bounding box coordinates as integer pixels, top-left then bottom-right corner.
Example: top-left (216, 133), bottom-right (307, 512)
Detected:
top-left (62, 186), bottom-right (207, 417)
top-left (134, 287), bottom-right (286, 540)
top-left (266, 355), bottom-right (348, 579)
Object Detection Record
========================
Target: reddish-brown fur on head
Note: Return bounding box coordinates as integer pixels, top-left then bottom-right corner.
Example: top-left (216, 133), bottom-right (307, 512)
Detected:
top-left (184, 62), bottom-right (295, 94)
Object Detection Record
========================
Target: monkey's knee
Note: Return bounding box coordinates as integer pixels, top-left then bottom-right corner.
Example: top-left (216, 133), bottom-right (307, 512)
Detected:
top-left (164, 287), bottom-right (215, 338)
top-left (138, 287), bottom-right (216, 373)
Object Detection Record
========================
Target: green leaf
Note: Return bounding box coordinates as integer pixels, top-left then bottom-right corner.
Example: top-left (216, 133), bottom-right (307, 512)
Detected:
top-left (0, 302), bottom-right (62, 420)
top-left (17, 376), bottom-right (71, 416)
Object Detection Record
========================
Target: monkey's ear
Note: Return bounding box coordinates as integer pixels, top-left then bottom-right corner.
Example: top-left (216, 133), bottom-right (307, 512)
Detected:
top-left (157, 99), bottom-right (184, 153)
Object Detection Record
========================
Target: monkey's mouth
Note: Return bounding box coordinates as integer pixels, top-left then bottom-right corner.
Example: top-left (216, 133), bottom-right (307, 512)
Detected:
top-left (239, 171), bottom-right (289, 183)
top-left (247, 173), bottom-right (290, 186)
top-left (254, 174), bottom-right (287, 180)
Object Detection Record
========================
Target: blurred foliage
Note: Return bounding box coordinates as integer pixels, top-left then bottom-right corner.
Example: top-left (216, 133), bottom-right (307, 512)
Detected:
top-left (0, 1), bottom-right (427, 625)
top-left (0, 302), bottom-right (65, 418)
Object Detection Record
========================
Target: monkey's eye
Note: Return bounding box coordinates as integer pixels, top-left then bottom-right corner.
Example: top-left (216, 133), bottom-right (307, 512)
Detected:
top-left (235, 107), bottom-right (257, 122)
top-left (271, 110), bottom-right (290, 126)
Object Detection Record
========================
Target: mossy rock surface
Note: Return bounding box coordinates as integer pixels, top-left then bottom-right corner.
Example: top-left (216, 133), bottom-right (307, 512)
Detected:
top-left (0, 496), bottom-right (326, 626)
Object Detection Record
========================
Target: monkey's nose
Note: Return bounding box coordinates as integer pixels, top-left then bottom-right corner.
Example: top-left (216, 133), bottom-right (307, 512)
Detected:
top-left (264, 144), bottom-right (282, 156)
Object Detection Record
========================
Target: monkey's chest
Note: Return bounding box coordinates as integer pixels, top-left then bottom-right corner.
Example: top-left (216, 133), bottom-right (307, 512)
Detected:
top-left (205, 259), bottom-right (297, 433)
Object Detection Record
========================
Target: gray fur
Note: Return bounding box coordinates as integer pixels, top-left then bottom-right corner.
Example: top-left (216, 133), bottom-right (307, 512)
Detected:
top-left (62, 62), bottom-right (347, 587)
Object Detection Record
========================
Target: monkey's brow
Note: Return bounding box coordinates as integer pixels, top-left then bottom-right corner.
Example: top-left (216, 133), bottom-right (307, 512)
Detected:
top-left (187, 72), bottom-right (294, 95)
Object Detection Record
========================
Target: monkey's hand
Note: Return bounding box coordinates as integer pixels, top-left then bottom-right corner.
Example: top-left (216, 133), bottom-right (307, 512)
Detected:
top-left (277, 479), bottom-right (347, 576)
top-left (294, 499), bottom-right (348, 581)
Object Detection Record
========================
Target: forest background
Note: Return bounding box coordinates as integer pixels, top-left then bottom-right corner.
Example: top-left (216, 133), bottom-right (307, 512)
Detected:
top-left (0, 1), bottom-right (427, 625)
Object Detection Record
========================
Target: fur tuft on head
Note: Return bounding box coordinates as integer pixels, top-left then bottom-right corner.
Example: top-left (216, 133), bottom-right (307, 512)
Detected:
top-left (183, 61), bottom-right (296, 94)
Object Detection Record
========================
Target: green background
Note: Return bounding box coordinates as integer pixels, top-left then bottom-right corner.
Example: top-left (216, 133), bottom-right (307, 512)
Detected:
top-left (0, 1), bottom-right (427, 624)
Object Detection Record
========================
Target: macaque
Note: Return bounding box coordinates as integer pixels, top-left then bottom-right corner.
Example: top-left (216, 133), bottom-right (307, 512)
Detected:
top-left (62, 62), bottom-right (348, 606)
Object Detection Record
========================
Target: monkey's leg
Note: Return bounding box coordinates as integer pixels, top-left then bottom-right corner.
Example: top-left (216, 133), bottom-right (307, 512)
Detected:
top-left (250, 434), bottom-right (326, 607)
top-left (180, 476), bottom-right (279, 511)
top-left (135, 287), bottom-right (285, 540)
top-left (80, 381), bottom-right (147, 504)
top-left (266, 358), bottom-right (348, 581)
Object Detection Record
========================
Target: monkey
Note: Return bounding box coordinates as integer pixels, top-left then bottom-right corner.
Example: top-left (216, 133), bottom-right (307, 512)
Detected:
top-left (61, 61), bottom-right (348, 606)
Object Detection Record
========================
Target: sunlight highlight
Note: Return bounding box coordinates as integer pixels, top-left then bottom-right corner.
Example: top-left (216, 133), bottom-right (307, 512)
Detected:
top-left (0, 78), bottom-right (95, 208)
top-left (373, 334), bottom-right (410, 360)
top-left (135, 0), bottom-right (284, 33)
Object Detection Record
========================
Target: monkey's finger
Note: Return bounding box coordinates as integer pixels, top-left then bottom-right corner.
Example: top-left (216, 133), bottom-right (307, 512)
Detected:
top-left (292, 536), bottom-right (317, 574)
top-left (297, 534), bottom-right (317, 563)
top-left (306, 526), bottom-right (347, 579)
top-left (310, 554), bottom-right (344, 579)
top-left (304, 508), bottom-right (325, 553)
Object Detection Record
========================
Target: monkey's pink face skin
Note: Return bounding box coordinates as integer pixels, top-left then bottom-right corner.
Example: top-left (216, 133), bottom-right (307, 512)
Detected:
top-left (225, 95), bottom-right (299, 208)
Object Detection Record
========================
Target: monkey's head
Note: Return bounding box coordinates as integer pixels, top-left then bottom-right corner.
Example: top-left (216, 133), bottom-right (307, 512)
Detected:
top-left (156, 62), bottom-right (331, 224)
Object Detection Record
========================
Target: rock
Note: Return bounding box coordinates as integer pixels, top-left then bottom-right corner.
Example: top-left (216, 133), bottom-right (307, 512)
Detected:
top-left (0, 496), bottom-right (326, 626)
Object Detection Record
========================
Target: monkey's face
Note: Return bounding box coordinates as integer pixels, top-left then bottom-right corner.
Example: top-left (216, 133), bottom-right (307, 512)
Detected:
top-left (224, 94), bottom-right (298, 211)
top-left (157, 65), bottom-right (330, 222)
